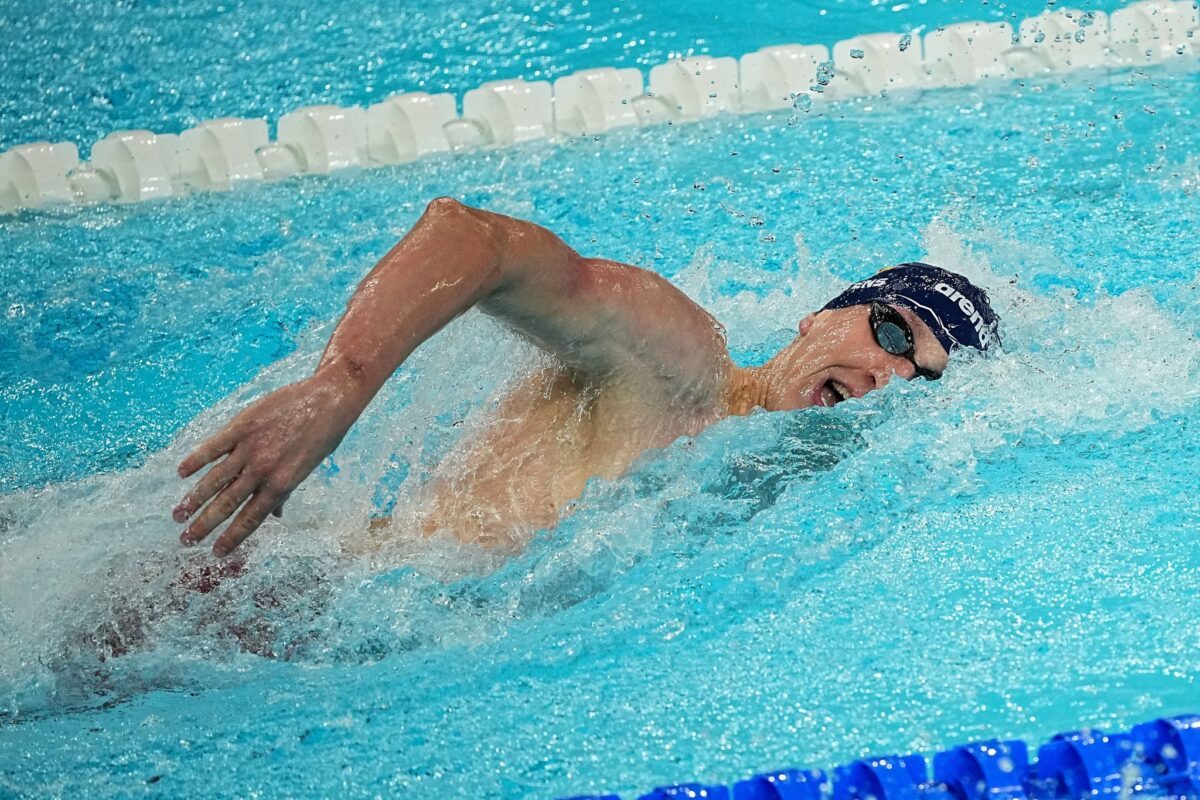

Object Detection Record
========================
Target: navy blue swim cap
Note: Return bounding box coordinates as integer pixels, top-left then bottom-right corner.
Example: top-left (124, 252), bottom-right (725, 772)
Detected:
top-left (821, 262), bottom-right (1001, 353)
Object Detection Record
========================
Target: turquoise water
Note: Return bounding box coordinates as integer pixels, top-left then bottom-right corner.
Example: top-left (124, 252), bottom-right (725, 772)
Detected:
top-left (1, 0), bottom-right (1133, 152)
top-left (4, 3), bottom-right (1200, 798)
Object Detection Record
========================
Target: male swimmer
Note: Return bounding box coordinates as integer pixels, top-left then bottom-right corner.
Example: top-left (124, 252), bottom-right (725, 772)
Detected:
top-left (173, 198), bottom-right (1000, 556)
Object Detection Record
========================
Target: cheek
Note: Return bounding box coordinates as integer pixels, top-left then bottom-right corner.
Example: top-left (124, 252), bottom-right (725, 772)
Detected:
top-left (823, 337), bottom-right (876, 368)
top-left (824, 315), bottom-right (870, 351)
top-left (781, 380), bottom-right (819, 411)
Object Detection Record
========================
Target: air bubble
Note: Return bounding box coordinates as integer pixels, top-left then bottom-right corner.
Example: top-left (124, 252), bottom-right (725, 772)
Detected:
top-left (792, 93), bottom-right (813, 112)
top-left (812, 60), bottom-right (835, 89)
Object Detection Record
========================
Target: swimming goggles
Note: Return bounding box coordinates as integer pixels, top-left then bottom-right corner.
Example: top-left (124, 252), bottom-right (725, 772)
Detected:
top-left (869, 301), bottom-right (941, 381)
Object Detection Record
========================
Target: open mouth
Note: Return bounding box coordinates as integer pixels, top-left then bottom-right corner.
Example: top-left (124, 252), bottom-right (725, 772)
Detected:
top-left (819, 379), bottom-right (854, 407)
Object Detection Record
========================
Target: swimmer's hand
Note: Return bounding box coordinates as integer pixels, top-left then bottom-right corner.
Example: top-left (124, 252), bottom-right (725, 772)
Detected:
top-left (173, 374), bottom-right (362, 556)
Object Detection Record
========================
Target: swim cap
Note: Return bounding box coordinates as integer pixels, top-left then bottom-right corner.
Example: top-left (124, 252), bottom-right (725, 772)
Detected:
top-left (821, 262), bottom-right (1001, 353)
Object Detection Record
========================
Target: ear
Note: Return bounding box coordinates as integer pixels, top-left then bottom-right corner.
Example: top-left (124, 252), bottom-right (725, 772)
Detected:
top-left (798, 312), bottom-right (818, 336)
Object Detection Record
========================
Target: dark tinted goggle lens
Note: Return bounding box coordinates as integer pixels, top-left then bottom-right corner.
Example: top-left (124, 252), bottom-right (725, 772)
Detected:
top-left (874, 319), bottom-right (911, 355)
top-left (870, 302), bottom-right (914, 356)
top-left (869, 302), bottom-right (940, 380)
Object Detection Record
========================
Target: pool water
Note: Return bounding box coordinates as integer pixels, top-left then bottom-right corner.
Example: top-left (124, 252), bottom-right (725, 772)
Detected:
top-left (0, 0), bottom-right (1134, 153)
top-left (3, 3), bottom-right (1200, 798)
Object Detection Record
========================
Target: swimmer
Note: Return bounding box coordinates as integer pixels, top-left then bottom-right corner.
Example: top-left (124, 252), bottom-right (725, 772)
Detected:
top-left (173, 198), bottom-right (1000, 556)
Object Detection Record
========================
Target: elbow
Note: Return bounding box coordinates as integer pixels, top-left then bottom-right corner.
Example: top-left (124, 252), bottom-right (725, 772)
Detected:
top-left (424, 196), bottom-right (490, 224)
top-left (424, 196), bottom-right (467, 217)
top-left (421, 195), bottom-right (503, 263)
top-left (422, 196), bottom-right (489, 236)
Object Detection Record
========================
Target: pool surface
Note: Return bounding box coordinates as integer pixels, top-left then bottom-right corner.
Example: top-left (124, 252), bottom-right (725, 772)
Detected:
top-left (0, 0), bottom-right (1135, 153)
top-left (3, 0), bottom-right (1200, 797)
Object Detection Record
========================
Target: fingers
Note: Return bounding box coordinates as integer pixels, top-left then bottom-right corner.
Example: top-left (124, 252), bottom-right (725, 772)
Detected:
top-left (173, 451), bottom-right (245, 523)
top-left (178, 429), bottom-right (237, 479)
top-left (213, 490), bottom-right (281, 557)
top-left (270, 492), bottom-right (290, 519)
top-left (180, 473), bottom-right (258, 548)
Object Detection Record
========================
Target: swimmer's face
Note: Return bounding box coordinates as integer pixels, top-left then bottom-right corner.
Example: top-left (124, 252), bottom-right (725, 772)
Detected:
top-left (765, 303), bottom-right (950, 411)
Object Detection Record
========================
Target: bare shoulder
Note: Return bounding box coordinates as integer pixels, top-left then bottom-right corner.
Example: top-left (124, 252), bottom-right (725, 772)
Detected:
top-left (460, 201), bottom-right (732, 407)
top-left (574, 257), bottom-right (732, 404)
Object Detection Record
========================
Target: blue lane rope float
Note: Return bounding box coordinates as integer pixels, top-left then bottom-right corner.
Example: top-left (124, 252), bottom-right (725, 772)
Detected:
top-left (558, 713), bottom-right (1200, 800)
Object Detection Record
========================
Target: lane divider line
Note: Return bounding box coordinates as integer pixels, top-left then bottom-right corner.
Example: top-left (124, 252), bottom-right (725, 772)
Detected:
top-left (0, 0), bottom-right (1196, 215)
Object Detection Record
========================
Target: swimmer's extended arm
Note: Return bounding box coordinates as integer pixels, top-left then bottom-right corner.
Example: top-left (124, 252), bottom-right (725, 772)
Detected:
top-left (175, 197), bottom-right (726, 555)
top-left (317, 198), bottom-right (727, 390)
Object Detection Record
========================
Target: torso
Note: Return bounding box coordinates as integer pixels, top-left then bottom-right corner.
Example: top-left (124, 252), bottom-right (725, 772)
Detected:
top-left (416, 363), bottom-right (724, 550)
top-left (358, 251), bottom-right (740, 554)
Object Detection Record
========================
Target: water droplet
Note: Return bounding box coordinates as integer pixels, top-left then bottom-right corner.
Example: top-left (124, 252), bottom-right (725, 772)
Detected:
top-left (850, 48), bottom-right (866, 59)
top-left (899, 33), bottom-right (913, 51)
top-left (811, 60), bottom-right (835, 92)
top-left (792, 92), bottom-right (813, 112)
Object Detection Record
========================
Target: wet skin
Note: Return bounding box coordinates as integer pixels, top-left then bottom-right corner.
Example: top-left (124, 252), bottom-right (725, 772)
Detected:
top-left (174, 199), bottom-right (949, 556)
